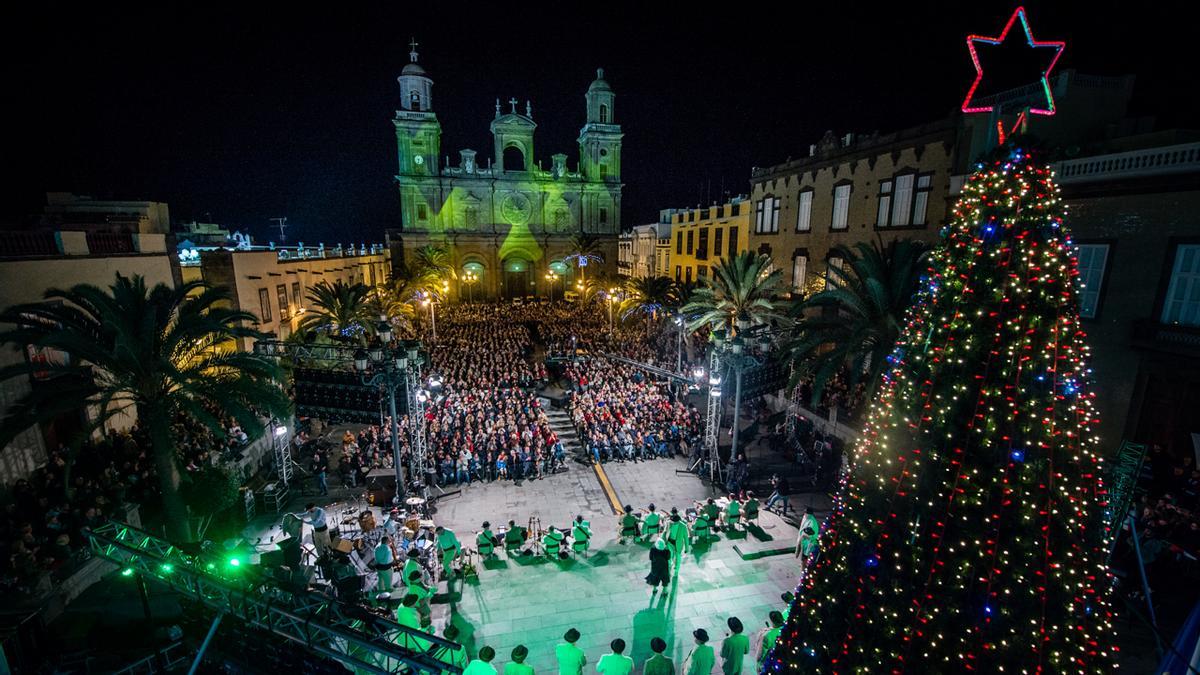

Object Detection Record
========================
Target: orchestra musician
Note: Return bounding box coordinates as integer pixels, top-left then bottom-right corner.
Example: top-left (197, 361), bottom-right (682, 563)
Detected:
top-left (503, 520), bottom-right (527, 554)
top-left (571, 515), bottom-right (592, 556)
top-left (640, 504), bottom-right (661, 543)
top-left (477, 521), bottom-right (499, 558)
top-left (720, 494), bottom-right (742, 532)
top-left (542, 526), bottom-right (566, 559)
top-left (618, 505), bottom-right (641, 545)
top-left (435, 526), bottom-right (463, 581)
top-left (700, 499), bottom-right (720, 527)
top-left (404, 568), bottom-right (435, 628)
top-left (666, 512), bottom-right (690, 570)
top-left (374, 535), bottom-right (396, 596)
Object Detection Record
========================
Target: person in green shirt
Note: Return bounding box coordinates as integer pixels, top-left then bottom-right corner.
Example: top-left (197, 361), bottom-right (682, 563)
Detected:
top-left (642, 637), bottom-right (674, 675)
top-left (666, 513), bottom-right (690, 571)
top-left (684, 629), bottom-right (715, 675)
top-left (640, 504), bottom-right (662, 543)
top-left (755, 611), bottom-right (784, 670)
top-left (721, 495), bottom-right (741, 532)
top-left (436, 526), bottom-right (463, 581)
top-left (477, 521), bottom-right (498, 558)
top-left (463, 646), bottom-right (498, 675)
top-left (505, 645), bottom-right (535, 675)
top-left (543, 526), bottom-right (566, 559)
top-left (442, 625), bottom-right (468, 673)
top-left (504, 520), bottom-right (527, 554)
top-left (619, 505), bottom-right (641, 544)
top-left (556, 628), bottom-right (587, 675)
top-left (720, 617), bottom-right (749, 675)
top-left (596, 638), bottom-right (634, 675)
top-left (700, 499), bottom-right (720, 525)
top-left (571, 515), bottom-right (592, 556)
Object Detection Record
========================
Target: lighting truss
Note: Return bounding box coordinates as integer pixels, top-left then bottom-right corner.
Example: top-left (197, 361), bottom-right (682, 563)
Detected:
top-left (85, 521), bottom-right (461, 675)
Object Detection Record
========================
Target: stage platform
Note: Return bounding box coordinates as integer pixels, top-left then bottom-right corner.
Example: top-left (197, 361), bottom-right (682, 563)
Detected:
top-left (244, 453), bottom-right (831, 674)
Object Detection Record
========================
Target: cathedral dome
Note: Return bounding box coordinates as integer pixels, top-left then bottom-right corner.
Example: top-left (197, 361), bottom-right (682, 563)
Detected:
top-left (588, 68), bottom-right (611, 93)
top-left (402, 62), bottom-right (427, 76)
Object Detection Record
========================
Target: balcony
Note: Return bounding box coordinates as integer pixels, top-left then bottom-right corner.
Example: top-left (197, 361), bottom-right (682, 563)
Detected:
top-left (1132, 319), bottom-right (1200, 356)
top-left (1053, 142), bottom-right (1200, 185)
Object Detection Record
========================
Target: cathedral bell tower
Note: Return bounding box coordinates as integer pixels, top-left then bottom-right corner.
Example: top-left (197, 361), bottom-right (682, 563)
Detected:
top-left (578, 68), bottom-right (622, 183)
top-left (394, 39), bottom-right (442, 177)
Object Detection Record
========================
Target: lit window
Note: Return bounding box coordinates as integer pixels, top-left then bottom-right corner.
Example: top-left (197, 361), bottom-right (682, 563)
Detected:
top-left (913, 174), bottom-right (932, 225)
top-left (832, 185), bottom-right (851, 230)
top-left (877, 180), bottom-right (893, 227)
top-left (891, 174), bottom-right (914, 226)
top-left (792, 254), bottom-right (808, 293)
top-left (258, 288), bottom-right (272, 323)
top-left (796, 190), bottom-right (812, 232)
top-left (756, 196), bottom-right (780, 233)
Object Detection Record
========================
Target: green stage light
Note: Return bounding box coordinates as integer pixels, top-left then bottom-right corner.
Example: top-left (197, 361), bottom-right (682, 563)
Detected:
top-left (228, 557), bottom-right (241, 568)
top-left (159, 563), bottom-right (174, 574)
top-left (121, 567), bottom-right (134, 577)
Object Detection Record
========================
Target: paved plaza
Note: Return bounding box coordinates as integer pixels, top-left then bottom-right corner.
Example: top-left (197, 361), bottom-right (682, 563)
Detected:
top-left (419, 454), bottom-right (821, 675)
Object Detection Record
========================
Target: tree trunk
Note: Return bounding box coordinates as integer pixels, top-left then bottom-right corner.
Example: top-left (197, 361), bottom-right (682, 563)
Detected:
top-left (144, 402), bottom-right (191, 542)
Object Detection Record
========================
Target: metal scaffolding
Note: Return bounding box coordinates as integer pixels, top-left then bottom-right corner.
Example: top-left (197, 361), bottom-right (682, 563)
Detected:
top-left (85, 520), bottom-right (461, 675)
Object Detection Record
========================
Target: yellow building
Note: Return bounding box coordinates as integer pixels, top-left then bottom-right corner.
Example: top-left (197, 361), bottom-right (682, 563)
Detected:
top-left (667, 197), bottom-right (749, 284)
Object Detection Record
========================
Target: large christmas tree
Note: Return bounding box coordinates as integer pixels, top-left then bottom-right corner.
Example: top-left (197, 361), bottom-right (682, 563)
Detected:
top-left (767, 148), bottom-right (1117, 672)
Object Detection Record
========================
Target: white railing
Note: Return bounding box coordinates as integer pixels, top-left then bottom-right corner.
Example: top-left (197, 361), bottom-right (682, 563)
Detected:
top-left (1053, 142), bottom-right (1200, 184)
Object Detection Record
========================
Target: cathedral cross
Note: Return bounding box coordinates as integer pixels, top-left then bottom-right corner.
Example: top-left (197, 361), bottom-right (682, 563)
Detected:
top-left (509, 97), bottom-right (519, 114)
top-left (408, 37), bottom-right (419, 62)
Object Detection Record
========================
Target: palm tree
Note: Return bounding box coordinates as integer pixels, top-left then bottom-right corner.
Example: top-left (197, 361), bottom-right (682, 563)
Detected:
top-left (409, 244), bottom-right (454, 288)
top-left (784, 238), bottom-right (929, 405)
top-left (0, 275), bottom-right (290, 542)
top-left (564, 233), bottom-right (605, 284)
top-left (681, 251), bottom-right (786, 333)
top-left (620, 276), bottom-right (682, 321)
top-left (298, 279), bottom-right (372, 340)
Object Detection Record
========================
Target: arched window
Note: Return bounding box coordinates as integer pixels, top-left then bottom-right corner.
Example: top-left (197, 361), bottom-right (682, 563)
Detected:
top-left (502, 145), bottom-right (525, 172)
top-left (599, 104), bottom-right (609, 123)
top-left (410, 91), bottom-right (421, 110)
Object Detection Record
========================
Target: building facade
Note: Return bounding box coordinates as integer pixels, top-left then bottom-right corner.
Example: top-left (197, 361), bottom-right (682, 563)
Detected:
top-left (0, 228), bottom-right (176, 485)
top-left (618, 220), bottom-right (672, 279)
top-left (748, 121), bottom-right (957, 297)
top-left (1045, 135), bottom-right (1200, 458)
top-left (667, 197), bottom-right (750, 284)
top-left (182, 244), bottom-right (388, 351)
top-left (390, 45), bottom-right (622, 300)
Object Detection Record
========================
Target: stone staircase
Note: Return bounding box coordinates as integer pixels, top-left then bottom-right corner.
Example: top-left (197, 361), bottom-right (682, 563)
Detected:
top-left (539, 398), bottom-right (587, 467)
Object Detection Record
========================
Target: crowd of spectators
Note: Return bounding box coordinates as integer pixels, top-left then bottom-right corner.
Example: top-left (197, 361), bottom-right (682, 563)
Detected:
top-left (1, 409), bottom-right (253, 596)
top-left (1114, 444), bottom-right (1200, 632)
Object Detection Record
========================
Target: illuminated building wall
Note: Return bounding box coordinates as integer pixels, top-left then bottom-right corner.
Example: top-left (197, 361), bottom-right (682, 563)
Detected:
top-left (667, 197), bottom-right (750, 285)
top-left (391, 45), bottom-right (621, 299)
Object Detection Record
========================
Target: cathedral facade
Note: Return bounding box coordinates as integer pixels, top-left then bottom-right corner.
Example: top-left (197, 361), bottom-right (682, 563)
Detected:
top-left (389, 44), bottom-right (622, 299)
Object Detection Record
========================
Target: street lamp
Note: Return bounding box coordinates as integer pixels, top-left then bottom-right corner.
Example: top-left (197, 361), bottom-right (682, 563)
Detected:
top-left (464, 272), bottom-right (478, 302)
top-left (545, 271), bottom-right (560, 302)
top-left (421, 294), bottom-right (437, 341)
top-left (353, 331), bottom-right (425, 504)
top-left (607, 288), bottom-right (618, 332)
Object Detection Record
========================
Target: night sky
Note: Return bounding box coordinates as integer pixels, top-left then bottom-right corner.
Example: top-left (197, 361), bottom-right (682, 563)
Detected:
top-left (1, 3), bottom-right (1193, 244)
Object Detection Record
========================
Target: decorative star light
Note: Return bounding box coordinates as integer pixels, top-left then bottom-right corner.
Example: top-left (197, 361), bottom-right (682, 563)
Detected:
top-left (961, 6), bottom-right (1065, 141)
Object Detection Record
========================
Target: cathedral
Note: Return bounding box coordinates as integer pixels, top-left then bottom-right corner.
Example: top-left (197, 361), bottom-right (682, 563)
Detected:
top-left (389, 42), bottom-right (622, 299)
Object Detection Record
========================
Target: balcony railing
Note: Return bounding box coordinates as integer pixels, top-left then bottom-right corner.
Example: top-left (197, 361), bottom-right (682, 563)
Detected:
top-left (1053, 142), bottom-right (1200, 185)
top-left (85, 232), bottom-right (135, 255)
top-left (0, 231), bottom-right (59, 257)
top-left (1133, 319), bottom-right (1200, 354)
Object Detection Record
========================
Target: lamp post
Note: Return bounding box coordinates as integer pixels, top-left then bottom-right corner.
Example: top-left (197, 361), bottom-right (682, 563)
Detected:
top-left (464, 272), bottom-right (478, 302)
top-left (422, 295), bottom-right (437, 341)
top-left (354, 323), bottom-right (421, 504)
top-left (545, 271), bottom-right (559, 302)
top-left (607, 288), bottom-right (618, 332)
top-left (673, 314), bottom-right (685, 375)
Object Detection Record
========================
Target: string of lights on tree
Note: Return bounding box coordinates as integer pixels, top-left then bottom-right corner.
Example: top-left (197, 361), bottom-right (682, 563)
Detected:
top-left (763, 148), bottom-right (1117, 673)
